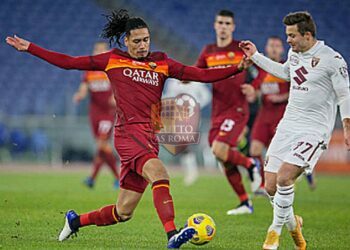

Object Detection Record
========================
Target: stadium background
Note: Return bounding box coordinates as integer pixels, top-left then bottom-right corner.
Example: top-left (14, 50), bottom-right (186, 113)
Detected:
top-left (1, 0), bottom-right (350, 172)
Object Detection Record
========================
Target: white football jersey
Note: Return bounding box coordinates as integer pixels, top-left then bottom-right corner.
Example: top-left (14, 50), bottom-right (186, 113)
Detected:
top-left (252, 41), bottom-right (349, 141)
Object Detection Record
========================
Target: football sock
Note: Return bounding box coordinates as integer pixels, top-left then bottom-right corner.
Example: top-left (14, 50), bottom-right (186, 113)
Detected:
top-left (79, 204), bottom-right (120, 227)
top-left (101, 149), bottom-right (119, 179)
top-left (227, 150), bottom-right (252, 169)
top-left (270, 184), bottom-right (295, 234)
top-left (224, 165), bottom-right (248, 202)
top-left (152, 180), bottom-right (176, 234)
top-left (91, 150), bottom-right (104, 180)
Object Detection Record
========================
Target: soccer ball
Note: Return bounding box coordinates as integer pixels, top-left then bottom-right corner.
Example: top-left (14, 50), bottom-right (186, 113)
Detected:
top-left (175, 94), bottom-right (197, 118)
top-left (186, 213), bottom-right (216, 245)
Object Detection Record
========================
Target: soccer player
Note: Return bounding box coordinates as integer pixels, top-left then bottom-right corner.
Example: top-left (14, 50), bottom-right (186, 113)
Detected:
top-left (73, 41), bottom-right (119, 189)
top-left (241, 36), bottom-right (289, 196)
top-left (6, 9), bottom-right (250, 248)
top-left (195, 9), bottom-right (261, 216)
top-left (240, 11), bottom-right (350, 250)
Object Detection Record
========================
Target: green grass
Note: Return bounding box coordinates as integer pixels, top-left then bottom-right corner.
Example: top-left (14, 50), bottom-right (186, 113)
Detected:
top-left (0, 170), bottom-right (350, 249)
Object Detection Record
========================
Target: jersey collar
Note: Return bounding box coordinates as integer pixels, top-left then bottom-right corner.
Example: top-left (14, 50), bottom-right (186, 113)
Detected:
top-left (301, 40), bottom-right (324, 56)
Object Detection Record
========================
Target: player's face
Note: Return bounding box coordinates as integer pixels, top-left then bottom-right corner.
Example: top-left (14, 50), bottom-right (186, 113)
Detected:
top-left (214, 16), bottom-right (235, 40)
top-left (125, 28), bottom-right (150, 59)
top-left (265, 38), bottom-right (284, 61)
top-left (285, 25), bottom-right (310, 53)
top-left (93, 42), bottom-right (108, 55)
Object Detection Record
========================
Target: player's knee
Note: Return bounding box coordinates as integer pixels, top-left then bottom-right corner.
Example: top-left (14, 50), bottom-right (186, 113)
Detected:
top-left (142, 159), bottom-right (169, 182)
top-left (264, 183), bottom-right (276, 196)
top-left (276, 173), bottom-right (294, 187)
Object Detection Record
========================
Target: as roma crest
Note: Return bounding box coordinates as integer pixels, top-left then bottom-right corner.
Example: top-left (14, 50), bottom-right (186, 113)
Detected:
top-left (152, 94), bottom-right (201, 155)
top-left (311, 57), bottom-right (320, 67)
top-left (149, 62), bottom-right (157, 69)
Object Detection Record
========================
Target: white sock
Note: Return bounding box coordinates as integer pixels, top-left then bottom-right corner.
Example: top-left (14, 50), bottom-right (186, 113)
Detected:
top-left (269, 184), bottom-right (295, 235)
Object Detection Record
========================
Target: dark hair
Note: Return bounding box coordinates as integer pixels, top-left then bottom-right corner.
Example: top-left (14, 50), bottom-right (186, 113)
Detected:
top-left (217, 9), bottom-right (234, 19)
top-left (268, 36), bottom-right (283, 43)
top-left (283, 11), bottom-right (316, 37)
top-left (101, 9), bottom-right (149, 47)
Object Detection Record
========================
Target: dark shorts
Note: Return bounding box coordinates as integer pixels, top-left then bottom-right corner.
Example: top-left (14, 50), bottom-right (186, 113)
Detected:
top-left (90, 113), bottom-right (114, 139)
top-left (250, 112), bottom-right (281, 147)
top-left (114, 123), bottom-right (159, 193)
top-left (209, 114), bottom-right (249, 147)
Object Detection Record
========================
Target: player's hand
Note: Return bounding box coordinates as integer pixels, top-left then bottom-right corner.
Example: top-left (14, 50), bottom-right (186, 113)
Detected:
top-left (266, 94), bottom-right (281, 103)
top-left (5, 35), bottom-right (30, 51)
top-left (72, 93), bottom-right (83, 104)
top-left (238, 55), bottom-right (253, 71)
top-left (239, 40), bottom-right (258, 58)
top-left (241, 83), bottom-right (256, 102)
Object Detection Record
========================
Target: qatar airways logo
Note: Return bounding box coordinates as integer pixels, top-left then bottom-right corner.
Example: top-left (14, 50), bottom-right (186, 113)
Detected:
top-left (123, 68), bottom-right (159, 86)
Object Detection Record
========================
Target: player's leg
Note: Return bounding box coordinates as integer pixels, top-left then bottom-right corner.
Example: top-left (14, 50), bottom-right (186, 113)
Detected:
top-left (250, 118), bottom-right (271, 195)
top-left (84, 118), bottom-right (105, 188)
top-left (212, 140), bottom-right (261, 191)
top-left (97, 137), bottom-right (120, 186)
top-left (58, 188), bottom-right (143, 241)
top-left (141, 158), bottom-right (196, 248)
top-left (264, 171), bottom-right (277, 206)
top-left (249, 140), bottom-right (266, 194)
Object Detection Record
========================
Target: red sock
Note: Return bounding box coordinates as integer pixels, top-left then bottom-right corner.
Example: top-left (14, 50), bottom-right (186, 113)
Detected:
top-left (79, 204), bottom-right (120, 227)
top-left (152, 180), bottom-right (176, 233)
top-left (91, 150), bottom-right (104, 180)
top-left (102, 149), bottom-right (119, 179)
top-left (227, 150), bottom-right (252, 169)
top-left (224, 165), bottom-right (248, 202)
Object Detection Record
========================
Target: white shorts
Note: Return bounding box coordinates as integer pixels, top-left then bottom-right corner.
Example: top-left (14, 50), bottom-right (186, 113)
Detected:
top-left (265, 129), bottom-right (327, 174)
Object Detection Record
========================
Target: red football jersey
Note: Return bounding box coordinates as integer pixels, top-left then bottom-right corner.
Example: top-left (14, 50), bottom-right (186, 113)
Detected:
top-left (28, 43), bottom-right (242, 129)
top-left (196, 40), bottom-right (249, 127)
top-left (252, 67), bottom-right (289, 121)
top-left (82, 71), bottom-right (114, 115)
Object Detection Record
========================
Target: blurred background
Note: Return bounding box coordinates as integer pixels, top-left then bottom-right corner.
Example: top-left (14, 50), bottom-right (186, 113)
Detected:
top-left (1, 0), bottom-right (349, 173)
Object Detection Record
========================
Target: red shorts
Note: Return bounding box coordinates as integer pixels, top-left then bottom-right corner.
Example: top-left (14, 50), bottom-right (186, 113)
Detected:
top-left (250, 111), bottom-right (281, 147)
top-left (114, 123), bottom-right (159, 193)
top-left (90, 113), bottom-right (115, 139)
top-left (209, 113), bottom-right (249, 147)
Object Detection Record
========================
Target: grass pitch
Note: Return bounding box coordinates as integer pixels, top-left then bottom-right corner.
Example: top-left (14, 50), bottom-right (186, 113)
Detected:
top-left (0, 169), bottom-right (349, 249)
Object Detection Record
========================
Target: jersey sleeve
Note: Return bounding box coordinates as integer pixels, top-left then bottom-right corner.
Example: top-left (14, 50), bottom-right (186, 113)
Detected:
top-left (330, 53), bottom-right (350, 120)
top-left (27, 43), bottom-right (110, 71)
top-left (167, 57), bottom-right (241, 83)
top-left (251, 50), bottom-right (290, 81)
top-left (195, 47), bottom-right (208, 68)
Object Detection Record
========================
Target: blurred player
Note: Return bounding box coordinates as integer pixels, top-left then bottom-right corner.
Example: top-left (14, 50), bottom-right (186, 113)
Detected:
top-left (195, 9), bottom-right (261, 216)
top-left (73, 41), bottom-right (119, 189)
top-left (241, 36), bottom-right (289, 196)
top-left (240, 11), bottom-right (350, 249)
top-left (163, 79), bottom-right (212, 186)
top-left (7, 9), bottom-right (250, 248)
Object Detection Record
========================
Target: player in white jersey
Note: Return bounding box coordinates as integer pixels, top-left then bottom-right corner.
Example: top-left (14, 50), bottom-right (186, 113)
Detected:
top-left (239, 11), bottom-right (350, 250)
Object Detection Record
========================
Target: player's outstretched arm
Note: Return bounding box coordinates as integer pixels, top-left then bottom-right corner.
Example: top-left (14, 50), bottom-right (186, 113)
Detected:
top-left (168, 58), bottom-right (246, 83)
top-left (6, 35), bottom-right (108, 71)
top-left (239, 40), bottom-right (290, 81)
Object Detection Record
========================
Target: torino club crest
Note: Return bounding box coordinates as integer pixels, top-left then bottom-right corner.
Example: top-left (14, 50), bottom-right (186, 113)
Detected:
top-left (151, 94), bottom-right (201, 155)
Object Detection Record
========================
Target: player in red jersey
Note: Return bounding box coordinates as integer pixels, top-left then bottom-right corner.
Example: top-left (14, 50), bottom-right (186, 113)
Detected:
top-left (242, 36), bottom-right (289, 196)
top-left (6, 9), bottom-right (250, 248)
top-left (195, 10), bottom-right (261, 216)
top-left (73, 42), bottom-right (119, 189)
